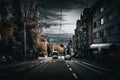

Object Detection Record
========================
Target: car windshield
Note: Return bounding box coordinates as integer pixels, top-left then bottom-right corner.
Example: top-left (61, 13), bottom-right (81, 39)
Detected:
top-left (53, 52), bottom-right (58, 55)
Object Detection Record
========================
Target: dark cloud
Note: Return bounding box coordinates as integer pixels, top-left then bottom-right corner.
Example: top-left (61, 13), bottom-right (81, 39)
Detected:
top-left (20, 0), bottom-right (97, 27)
top-left (38, 0), bottom-right (97, 9)
top-left (36, 0), bottom-right (97, 19)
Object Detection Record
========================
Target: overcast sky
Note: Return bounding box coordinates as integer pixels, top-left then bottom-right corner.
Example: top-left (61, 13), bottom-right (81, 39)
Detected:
top-left (41, 0), bottom-right (97, 34)
top-left (42, 9), bottom-right (81, 34)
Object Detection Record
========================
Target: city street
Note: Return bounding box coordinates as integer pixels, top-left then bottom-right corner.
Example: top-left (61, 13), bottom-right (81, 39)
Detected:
top-left (0, 57), bottom-right (120, 80)
top-left (0, 0), bottom-right (120, 80)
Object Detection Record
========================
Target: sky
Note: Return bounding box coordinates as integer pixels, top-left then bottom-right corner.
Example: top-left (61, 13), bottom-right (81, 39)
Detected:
top-left (42, 9), bottom-right (82, 34)
top-left (40, 0), bottom-right (97, 34)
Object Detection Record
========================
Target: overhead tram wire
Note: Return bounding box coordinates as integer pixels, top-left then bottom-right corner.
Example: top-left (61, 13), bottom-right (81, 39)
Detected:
top-left (59, 9), bottom-right (62, 34)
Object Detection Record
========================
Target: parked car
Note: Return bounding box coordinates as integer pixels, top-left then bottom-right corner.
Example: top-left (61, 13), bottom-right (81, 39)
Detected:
top-left (38, 52), bottom-right (45, 57)
top-left (52, 51), bottom-right (59, 59)
top-left (0, 56), bottom-right (7, 63)
top-left (5, 55), bottom-right (13, 62)
top-left (64, 54), bottom-right (71, 60)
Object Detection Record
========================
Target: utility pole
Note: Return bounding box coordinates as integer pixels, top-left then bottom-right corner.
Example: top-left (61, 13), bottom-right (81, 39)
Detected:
top-left (59, 9), bottom-right (62, 34)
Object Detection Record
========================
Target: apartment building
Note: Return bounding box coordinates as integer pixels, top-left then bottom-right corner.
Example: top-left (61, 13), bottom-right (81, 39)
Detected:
top-left (92, 0), bottom-right (120, 44)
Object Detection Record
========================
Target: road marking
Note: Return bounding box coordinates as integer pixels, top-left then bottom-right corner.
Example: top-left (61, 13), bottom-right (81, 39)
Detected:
top-left (69, 68), bottom-right (72, 71)
top-left (81, 62), bottom-right (110, 71)
top-left (75, 62), bottom-right (114, 80)
top-left (73, 73), bottom-right (78, 79)
top-left (18, 68), bottom-right (25, 71)
top-left (39, 63), bottom-right (51, 73)
top-left (30, 65), bottom-right (34, 68)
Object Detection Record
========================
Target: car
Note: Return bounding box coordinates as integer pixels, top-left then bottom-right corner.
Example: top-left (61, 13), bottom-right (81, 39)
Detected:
top-left (52, 51), bottom-right (59, 59)
top-left (0, 56), bottom-right (7, 63)
top-left (5, 55), bottom-right (13, 62)
top-left (64, 54), bottom-right (71, 60)
top-left (38, 52), bottom-right (45, 57)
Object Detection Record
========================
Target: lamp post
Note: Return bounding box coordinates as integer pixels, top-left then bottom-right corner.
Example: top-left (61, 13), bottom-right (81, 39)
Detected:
top-left (24, 4), bottom-right (27, 61)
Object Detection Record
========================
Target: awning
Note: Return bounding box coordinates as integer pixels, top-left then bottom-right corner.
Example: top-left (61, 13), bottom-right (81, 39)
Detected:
top-left (90, 43), bottom-right (114, 49)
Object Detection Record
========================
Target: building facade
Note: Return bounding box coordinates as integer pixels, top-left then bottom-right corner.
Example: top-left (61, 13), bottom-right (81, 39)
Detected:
top-left (92, 0), bottom-right (120, 44)
top-left (74, 8), bottom-right (93, 58)
top-left (89, 0), bottom-right (120, 62)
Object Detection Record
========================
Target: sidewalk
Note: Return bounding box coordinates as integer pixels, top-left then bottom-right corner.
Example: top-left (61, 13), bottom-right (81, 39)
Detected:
top-left (0, 60), bottom-right (30, 70)
top-left (0, 58), bottom-right (42, 70)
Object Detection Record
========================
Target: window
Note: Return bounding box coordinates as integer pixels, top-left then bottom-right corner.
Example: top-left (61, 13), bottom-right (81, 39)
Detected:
top-left (100, 7), bottom-right (104, 12)
top-left (93, 33), bottom-right (96, 39)
top-left (103, 28), bottom-right (108, 36)
top-left (83, 32), bottom-right (87, 38)
top-left (96, 31), bottom-right (100, 38)
top-left (101, 18), bottom-right (104, 25)
top-left (83, 23), bottom-right (86, 28)
top-left (94, 31), bottom-right (101, 39)
top-left (100, 30), bottom-right (104, 37)
top-left (96, 20), bottom-right (100, 27)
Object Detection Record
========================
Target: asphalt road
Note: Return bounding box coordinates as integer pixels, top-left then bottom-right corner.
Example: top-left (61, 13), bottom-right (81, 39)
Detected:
top-left (0, 57), bottom-right (120, 80)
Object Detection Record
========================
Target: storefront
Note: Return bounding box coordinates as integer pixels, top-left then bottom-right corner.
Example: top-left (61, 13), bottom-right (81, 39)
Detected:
top-left (88, 43), bottom-right (115, 61)
top-left (88, 43), bottom-right (120, 64)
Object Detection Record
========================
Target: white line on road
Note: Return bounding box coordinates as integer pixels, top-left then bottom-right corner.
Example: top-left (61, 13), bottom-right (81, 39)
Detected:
top-left (69, 68), bottom-right (72, 71)
top-left (75, 62), bottom-right (114, 80)
top-left (73, 73), bottom-right (78, 79)
top-left (81, 62), bottom-right (110, 71)
top-left (18, 68), bottom-right (25, 71)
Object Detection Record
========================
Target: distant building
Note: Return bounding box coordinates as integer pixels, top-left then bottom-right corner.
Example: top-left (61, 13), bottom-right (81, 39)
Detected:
top-left (72, 35), bottom-right (76, 54)
top-left (74, 8), bottom-right (93, 58)
top-left (74, 20), bottom-right (82, 54)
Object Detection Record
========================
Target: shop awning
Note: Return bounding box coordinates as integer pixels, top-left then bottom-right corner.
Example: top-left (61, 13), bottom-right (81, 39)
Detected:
top-left (90, 43), bottom-right (114, 49)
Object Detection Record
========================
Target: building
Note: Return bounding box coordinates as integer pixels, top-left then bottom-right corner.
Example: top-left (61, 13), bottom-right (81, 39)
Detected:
top-left (74, 8), bottom-right (93, 58)
top-left (89, 0), bottom-right (120, 62)
top-left (74, 20), bottom-right (82, 55)
top-left (72, 35), bottom-right (76, 54)
top-left (92, 0), bottom-right (120, 44)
